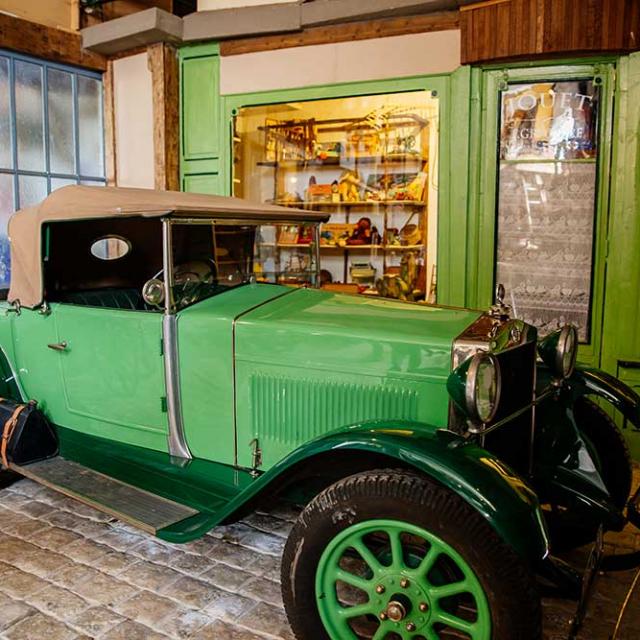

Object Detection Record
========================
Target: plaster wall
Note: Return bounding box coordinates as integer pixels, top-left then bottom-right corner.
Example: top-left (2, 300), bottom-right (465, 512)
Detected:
top-left (113, 53), bottom-right (154, 188)
top-left (219, 29), bottom-right (461, 94)
top-left (198, 0), bottom-right (296, 10)
top-left (0, 0), bottom-right (72, 29)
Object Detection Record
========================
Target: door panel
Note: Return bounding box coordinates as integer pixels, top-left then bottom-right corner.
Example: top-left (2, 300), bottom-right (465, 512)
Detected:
top-left (53, 304), bottom-right (168, 452)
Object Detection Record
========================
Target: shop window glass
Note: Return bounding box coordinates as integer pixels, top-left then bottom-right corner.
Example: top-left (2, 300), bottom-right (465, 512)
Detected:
top-left (15, 60), bottom-right (45, 172)
top-left (0, 50), bottom-right (105, 291)
top-left (233, 91), bottom-right (439, 303)
top-left (48, 69), bottom-right (75, 175)
top-left (0, 58), bottom-right (11, 170)
top-left (496, 80), bottom-right (599, 342)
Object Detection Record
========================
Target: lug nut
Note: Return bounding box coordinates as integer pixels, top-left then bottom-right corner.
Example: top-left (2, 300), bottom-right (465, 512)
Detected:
top-left (376, 585), bottom-right (386, 594)
top-left (400, 578), bottom-right (410, 588)
top-left (406, 622), bottom-right (416, 632)
top-left (419, 602), bottom-right (428, 612)
top-left (379, 612), bottom-right (388, 621)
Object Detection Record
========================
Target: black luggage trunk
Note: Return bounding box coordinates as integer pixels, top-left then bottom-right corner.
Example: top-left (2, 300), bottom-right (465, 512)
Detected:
top-left (0, 400), bottom-right (58, 468)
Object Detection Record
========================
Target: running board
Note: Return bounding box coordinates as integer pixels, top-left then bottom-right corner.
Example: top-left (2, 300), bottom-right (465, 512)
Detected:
top-left (11, 457), bottom-right (199, 535)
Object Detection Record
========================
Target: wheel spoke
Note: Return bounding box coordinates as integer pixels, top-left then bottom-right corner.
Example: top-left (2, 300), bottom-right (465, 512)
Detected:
top-left (423, 627), bottom-right (440, 640)
top-left (351, 538), bottom-right (383, 575)
top-left (414, 542), bottom-right (440, 579)
top-left (429, 579), bottom-right (470, 600)
top-left (336, 602), bottom-right (375, 619)
top-left (434, 609), bottom-right (476, 635)
top-left (389, 529), bottom-right (405, 570)
top-left (372, 624), bottom-right (389, 640)
top-left (334, 568), bottom-right (372, 592)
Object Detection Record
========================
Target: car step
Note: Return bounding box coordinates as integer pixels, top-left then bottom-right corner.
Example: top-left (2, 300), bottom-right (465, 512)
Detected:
top-left (11, 457), bottom-right (199, 535)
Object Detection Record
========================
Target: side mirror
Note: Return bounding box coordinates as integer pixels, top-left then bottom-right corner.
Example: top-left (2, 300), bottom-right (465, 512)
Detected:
top-left (142, 279), bottom-right (165, 307)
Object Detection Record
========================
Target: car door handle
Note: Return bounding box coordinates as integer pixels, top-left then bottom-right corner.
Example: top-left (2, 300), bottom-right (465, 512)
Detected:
top-left (47, 341), bottom-right (68, 351)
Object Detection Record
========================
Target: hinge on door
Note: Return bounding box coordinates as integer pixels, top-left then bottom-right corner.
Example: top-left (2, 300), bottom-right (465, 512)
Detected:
top-left (249, 438), bottom-right (262, 478)
top-left (160, 338), bottom-right (164, 356)
top-left (161, 396), bottom-right (168, 412)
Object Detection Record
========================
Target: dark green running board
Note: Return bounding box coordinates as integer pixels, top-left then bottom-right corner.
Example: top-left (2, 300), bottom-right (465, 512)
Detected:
top-left (12, 457), bottom-right (199, 535)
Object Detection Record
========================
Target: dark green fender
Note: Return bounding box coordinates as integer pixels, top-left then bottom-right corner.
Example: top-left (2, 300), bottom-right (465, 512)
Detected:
top-left (531, 363), bottom-right (640, 531)
top-left (571, 365), bottom-right (640, 427)
top-left (160, 421), bottom-right (550, 565)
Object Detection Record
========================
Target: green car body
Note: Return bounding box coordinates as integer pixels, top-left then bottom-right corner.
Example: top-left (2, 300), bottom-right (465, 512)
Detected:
top-left (2, 186), bottom-right (640, 640)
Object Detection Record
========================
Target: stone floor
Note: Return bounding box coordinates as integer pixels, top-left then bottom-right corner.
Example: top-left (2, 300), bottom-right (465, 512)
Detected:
top-left (0, 475), bottom-right (638, 640)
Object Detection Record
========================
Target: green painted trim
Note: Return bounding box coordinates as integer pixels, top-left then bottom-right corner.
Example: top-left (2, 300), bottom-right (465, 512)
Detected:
top-left (179, 41), bottom-right (220, 59)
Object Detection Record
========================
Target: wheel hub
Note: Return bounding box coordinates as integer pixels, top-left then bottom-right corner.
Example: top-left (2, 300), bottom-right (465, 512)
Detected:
top-left (385, 600), bottom-right (406, 622)
top-left (374, 574), bottom-right (431, 632)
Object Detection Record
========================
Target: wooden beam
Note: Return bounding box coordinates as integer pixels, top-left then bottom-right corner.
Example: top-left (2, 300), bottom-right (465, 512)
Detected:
top-left (0, 12), bottom-right (106, 71)
top-left (148, 43), bottom-right (179, 191)
top-left (220, 11), bottom-right (460, 56)
top-left (103, 60), bottom-right (117, 187)
top-left (460, 0), bottom-right (640, 64)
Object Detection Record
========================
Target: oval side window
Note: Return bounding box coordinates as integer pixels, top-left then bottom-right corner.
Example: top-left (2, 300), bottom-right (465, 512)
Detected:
top-left (90, 236), bottom-right (131, 261)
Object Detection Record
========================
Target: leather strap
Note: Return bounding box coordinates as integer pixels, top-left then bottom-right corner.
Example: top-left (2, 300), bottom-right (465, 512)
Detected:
top-left (1, 404), bottom-right (27, 469)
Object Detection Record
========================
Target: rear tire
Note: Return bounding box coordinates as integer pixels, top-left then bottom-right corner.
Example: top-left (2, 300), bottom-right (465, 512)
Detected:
top-left (545, 397), bottom-right (633, 551)
top-left (282, 469), bottom-right (541, 640)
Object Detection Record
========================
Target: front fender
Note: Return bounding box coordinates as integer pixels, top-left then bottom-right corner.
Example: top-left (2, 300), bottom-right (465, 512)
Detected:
top-left (569, 365), bottom-right (640, 428)
top-left (219, 421), bottom-right (549, 565)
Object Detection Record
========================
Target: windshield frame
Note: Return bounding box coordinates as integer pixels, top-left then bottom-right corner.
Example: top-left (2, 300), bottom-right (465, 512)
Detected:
top-left (161, 217), bottom-right (321, 314)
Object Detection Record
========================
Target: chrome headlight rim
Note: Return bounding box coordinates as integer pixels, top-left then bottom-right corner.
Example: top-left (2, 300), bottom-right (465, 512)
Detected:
top-left (465, 352), bottom-right (502, 424)
top-left (556, 324), bottom-right (578, 378)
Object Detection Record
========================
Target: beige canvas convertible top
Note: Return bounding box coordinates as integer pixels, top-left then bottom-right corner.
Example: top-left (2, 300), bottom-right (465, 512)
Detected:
top-left (8, 185), bottom-right (328, 308)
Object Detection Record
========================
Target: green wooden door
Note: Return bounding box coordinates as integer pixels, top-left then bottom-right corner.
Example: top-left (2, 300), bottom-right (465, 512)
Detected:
top-left (601, 52), bottom-right (640, 458)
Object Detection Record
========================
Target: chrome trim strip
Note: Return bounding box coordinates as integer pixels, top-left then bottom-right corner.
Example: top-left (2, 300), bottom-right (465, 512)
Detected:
top-left (163, 314), bottom-right (191, 460)
top-left (162, 219), bottom-right (191, 459)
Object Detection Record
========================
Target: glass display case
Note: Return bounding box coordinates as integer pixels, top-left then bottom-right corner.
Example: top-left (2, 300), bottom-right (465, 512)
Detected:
top-left (496, 80), bottom-right (599, 341)
top-left (233, 91), bottom-right (439, 302)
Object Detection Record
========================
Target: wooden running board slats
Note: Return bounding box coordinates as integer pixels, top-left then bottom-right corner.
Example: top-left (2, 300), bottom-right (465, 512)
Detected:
top-left (12, 457), bottom-right (199, 535)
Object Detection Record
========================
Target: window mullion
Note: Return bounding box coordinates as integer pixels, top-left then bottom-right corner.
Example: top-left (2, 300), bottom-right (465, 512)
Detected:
top-left (73, 71), bottom-right (80, 183)
top-left (43, 63), bottom-right (51, 194)
top-left (8, 56), bottom-right (18, 210)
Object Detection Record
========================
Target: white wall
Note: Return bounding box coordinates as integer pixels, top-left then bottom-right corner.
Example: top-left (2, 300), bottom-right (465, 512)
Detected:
top-left (112, 53), bottom-right (154, 188)
top-left (220, 30), bottom-right (461, 95)
top-left (198, 0), bottom-right (296, 10)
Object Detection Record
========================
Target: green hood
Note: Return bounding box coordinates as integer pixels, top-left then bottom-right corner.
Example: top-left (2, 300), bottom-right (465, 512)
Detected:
top-left (236, 287), bottom-right (479, 382)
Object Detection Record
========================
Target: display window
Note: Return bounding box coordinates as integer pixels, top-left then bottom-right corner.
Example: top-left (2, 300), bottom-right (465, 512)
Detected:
top-left (232, 91), bottom-right (439, 302)
top-left (495, 80), bottom-right (600, 342)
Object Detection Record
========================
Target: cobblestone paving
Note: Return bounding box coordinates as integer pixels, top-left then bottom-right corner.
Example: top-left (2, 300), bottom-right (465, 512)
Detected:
top-left (0, 474), bottom-right (638, 640)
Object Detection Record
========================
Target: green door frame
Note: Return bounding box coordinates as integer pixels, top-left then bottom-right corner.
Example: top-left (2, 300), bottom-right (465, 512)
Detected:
top-left (468, 60), bottom-right (617, 367)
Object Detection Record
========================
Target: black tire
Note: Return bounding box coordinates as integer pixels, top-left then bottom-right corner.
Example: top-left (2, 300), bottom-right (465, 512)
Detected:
top-left (545, 397), bottom-right (633, 551)
top-left (282, 469), bottom-right (541, 640)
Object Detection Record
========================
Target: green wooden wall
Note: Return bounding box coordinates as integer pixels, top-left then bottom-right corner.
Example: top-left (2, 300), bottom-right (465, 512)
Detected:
top-left (179, 45), bottom-right (640, 457)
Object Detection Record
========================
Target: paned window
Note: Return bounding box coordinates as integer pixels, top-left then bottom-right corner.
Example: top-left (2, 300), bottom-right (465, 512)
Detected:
top-left (0, 50), bottom-right (105, 289)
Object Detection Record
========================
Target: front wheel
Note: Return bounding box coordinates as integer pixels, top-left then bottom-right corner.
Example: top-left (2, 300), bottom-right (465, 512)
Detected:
top-left (282, 469), bottom-right (541, 640)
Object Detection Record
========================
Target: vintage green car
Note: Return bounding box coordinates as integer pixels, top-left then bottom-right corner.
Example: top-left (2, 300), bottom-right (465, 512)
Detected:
top-left (0, 185), bottom-right (639, 640)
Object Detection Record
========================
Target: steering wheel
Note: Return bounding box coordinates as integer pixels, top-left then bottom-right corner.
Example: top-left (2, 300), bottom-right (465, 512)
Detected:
top-left (144, 259), bottom-right (217, 308)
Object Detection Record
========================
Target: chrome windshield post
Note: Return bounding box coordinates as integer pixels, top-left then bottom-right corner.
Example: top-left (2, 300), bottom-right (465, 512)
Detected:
top-left (161, 218), bottom-right (192, 460)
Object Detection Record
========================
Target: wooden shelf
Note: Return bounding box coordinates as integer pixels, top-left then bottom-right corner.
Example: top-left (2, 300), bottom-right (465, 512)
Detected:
top-left (257, 154), bottom-right (427, 168)
top-left (273, 200), bottom-right (427, 208)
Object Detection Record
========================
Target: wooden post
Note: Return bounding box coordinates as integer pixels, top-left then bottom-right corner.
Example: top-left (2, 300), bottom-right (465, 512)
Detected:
top-left (103, 60), bottom-right (117, 187)
top-left (148, 43), bottom-right (180, 192)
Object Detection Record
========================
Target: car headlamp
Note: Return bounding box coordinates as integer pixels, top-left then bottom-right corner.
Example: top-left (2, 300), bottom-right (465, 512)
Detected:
top-left (447, 352), bottom-right (502, 425)
top-left (537, 325), bottom-right (578, 379)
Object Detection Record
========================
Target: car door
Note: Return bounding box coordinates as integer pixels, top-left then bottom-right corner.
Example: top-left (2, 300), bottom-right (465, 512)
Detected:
top-left (51, 303), bottom-right (168, 452)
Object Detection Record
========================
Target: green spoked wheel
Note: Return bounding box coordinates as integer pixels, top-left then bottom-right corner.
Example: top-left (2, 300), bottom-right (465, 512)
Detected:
top-left (282, 470), bottom-right (542, 640)
top-left (316, 520), bottom-right (491, 640)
